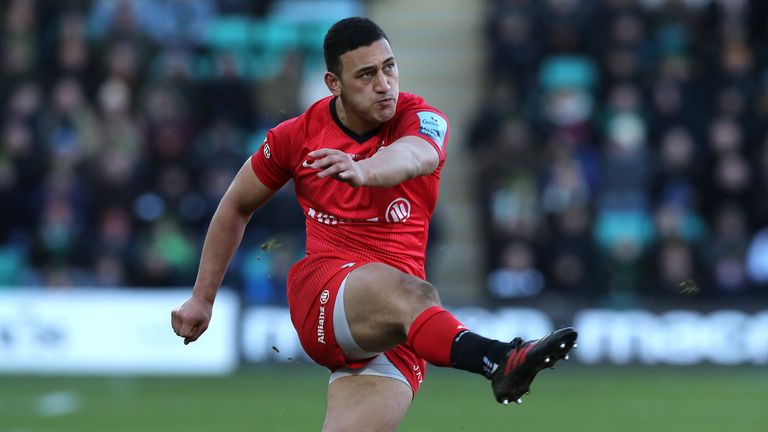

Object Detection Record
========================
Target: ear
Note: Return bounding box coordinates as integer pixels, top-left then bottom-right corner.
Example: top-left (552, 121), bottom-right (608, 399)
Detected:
top-left (324, 71), bottom-right (342, 96)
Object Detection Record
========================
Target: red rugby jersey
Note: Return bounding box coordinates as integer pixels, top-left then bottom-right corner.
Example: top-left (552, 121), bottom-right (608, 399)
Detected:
top-left (251, 92), bottom-right (449, 279)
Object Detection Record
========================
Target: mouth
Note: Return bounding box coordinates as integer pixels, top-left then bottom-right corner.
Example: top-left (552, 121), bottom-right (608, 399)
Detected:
top-left (377, 97), bottom-right (396, 107)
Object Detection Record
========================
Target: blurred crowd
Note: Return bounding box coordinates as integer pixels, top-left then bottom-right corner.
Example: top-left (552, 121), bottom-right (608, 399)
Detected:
top-left (472, 0), bottom-right (768, 303)
top-left (5, 0), bottom-right (767, 306)
top-left (0, 0), bottom-right (367, 302)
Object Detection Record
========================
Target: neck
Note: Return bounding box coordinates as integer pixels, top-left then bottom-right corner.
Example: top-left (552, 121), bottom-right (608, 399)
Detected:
top-left (334, 97), bottom-right (373, 136)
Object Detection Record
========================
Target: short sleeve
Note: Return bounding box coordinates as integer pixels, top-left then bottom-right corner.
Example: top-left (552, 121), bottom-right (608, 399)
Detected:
top-left (390, 108), bottom-right (449, 161)
top-left (250, 128), bottom-right (292, 190)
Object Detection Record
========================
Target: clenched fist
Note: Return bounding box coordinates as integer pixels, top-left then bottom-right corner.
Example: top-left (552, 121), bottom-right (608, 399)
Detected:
top-left (171, 296), bottom-right (213, 345)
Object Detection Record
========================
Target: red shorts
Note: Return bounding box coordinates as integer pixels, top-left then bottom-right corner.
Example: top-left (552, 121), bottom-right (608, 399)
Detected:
top-left (287, 253), bottom-right (427, 394)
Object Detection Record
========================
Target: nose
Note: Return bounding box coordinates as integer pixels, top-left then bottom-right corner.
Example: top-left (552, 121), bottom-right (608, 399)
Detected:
top-left (373, 70), bottom-right (391, 93)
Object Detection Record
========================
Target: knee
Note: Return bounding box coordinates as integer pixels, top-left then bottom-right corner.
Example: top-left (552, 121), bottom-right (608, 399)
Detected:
top-left (397, 273), bottom-right (441, 309)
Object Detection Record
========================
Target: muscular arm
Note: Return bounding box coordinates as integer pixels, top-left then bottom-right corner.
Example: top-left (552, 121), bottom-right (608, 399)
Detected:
top-left (172, 157), bottom-right (275, 344)
top-left (308, 135), bottom-right (440, 188)
top-left (192, 158), bottom-right (274, 301)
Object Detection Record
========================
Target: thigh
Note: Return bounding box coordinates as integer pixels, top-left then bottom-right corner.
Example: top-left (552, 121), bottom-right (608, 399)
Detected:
top-left (323, 375), bottom-right (412, 432)
top-left (344, 263), bottom-right (439, 353)
top-left (287, 255), bottom-right (432, 392)
top-left (287, 256), bottom-right (361, 371)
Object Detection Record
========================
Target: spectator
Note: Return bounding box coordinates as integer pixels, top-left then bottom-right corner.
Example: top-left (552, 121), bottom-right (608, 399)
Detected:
top-left (1, 1), bottom-right (322, 298)
top-left (475, 0), bottom-right (768, 302)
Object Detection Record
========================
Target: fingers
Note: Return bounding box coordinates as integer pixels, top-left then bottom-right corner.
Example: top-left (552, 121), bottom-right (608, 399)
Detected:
top-left (317, 161), bottom-right (350, 178)
top-left (184, 332), bottom-right (197, 345)
top-left (171, 308), bottom-right (207, 344)
top-left (313, 154), bottom-right (347, 170)
top-left (183, 322), bottom-right (208, 345)
top-left (171, 309), bottom-right (182, 334)
top-left (305, 149), bottom-right (363, 186)
top-left (171, 309), bottom-right (195, 337)
top-left (307, 149), bottom-right (347, 169)
top-left (318, 165), bottom-right (361, 186)
top-left (179, 320), bottom-right (198, 339)
top-left (307, 148), bottom-right (338, 159)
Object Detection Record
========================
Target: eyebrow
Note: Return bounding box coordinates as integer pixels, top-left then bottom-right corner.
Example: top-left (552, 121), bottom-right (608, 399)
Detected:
top-left (353, 56), bottom-right (395, 75)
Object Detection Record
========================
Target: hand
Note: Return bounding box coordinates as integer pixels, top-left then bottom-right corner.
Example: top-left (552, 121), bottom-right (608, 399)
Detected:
top-left (171, 296), bottom-right (213, 345)
top-left (307, 149), bottom-right (368, 187)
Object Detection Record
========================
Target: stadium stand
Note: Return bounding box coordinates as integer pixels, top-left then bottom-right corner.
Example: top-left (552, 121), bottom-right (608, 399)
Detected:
top-left (473, 0), bottom-right (768, 303)
top-left (0, 0), bottom-right (362, 304)
top-left (3, 0), bottom-right (768, 308)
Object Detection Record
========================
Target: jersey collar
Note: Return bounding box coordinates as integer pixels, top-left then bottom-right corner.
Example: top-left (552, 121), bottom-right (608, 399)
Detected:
top-left (330, 96), bottom-right (382, 144)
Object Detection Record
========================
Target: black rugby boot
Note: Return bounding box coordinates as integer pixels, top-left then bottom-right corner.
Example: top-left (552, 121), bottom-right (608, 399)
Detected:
top-left (491, 327), bottom-right (578, 405)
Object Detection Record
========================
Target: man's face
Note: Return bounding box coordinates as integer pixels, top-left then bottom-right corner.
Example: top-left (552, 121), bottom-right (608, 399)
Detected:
top-left (330, 38), bottom-right (399, 131)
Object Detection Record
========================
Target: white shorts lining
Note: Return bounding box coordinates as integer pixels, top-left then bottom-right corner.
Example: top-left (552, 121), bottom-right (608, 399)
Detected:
top-left (329, 273), bottom-right (412, 393)
top-left (333, 275), bottom-right (380, 361)
top-left (329, 353), bottom-right (411, 391)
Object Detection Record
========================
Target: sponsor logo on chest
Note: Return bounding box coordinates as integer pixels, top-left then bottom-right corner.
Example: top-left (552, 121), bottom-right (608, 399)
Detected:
top-left (385, 198), bottom-right (411, 223)
top-left (307, 197), bottom-right (412, 225)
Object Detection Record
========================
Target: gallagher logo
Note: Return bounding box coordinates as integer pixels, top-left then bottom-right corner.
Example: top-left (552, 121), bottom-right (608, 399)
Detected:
top-left (385, 198), bottom-right (411, 223)
top-left (262, 140), bottom-right (271, 159)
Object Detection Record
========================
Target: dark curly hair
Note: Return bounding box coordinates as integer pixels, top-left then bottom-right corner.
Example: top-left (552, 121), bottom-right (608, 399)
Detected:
top-left (323, 17), bottom-right (389, 76)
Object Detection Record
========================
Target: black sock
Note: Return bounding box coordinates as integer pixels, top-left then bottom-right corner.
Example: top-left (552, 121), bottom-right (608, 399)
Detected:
top-left (450, 331), bottom-right (511, 379)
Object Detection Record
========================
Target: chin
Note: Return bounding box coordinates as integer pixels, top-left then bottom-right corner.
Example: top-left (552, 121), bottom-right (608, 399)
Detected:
top-left (376, 108), bottom-right (396, 123)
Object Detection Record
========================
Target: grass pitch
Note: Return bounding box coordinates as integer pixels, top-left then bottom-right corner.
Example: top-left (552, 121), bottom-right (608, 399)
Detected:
top-left (1, 365), bottom-right (763, 431)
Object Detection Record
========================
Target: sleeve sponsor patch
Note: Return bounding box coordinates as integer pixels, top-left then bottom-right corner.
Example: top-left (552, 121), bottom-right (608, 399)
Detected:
top-left (416, 111), bottom-right (447, 149)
